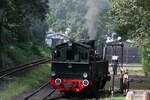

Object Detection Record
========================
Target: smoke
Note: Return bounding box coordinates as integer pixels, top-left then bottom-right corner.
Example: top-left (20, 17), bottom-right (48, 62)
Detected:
top-left (85, 0), bottom-right (101, 40)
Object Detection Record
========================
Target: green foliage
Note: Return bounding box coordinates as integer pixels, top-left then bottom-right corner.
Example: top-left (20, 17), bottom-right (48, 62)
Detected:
top-left (48, 0), bottom-right (112, 44)
top-left (101, 96), bottom-right (125, 100)
top-left (127, 67), bottom-right (144, 75)
top-left (141, 47), bottom-right (150, 76)
top-left (31, 43), bottom-right (51, 57)
top-left (1, 0), bottom-right (49, 43)
top-left (5, 46), bottom-right (28, 64)
top-left (0, 0), bottom-right (50, 69)
top-left (109, 0), bottom-right (150, 43)
top-left (48, 0), bottom-right (87, 40)
top-left (109, 0), bottom-right (150, 74)
top-left (0, 0), bottom-right (113, 69)
top-left (0, 43), bottom-right (51, 69)
top-left (30, 17), bottom-right (49, 42)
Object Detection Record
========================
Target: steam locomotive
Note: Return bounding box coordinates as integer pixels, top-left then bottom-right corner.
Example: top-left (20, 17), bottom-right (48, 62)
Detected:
top-left (50, 40), bottom-right (110, 97)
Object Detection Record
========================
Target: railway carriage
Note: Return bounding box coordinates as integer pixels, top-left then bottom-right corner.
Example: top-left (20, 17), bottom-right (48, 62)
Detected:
top-left (50, 40), bottom-right (110, 97)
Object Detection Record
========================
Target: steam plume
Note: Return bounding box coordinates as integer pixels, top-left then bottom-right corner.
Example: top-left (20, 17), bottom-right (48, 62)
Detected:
top-left (85, 0), bottom-right (101, 40)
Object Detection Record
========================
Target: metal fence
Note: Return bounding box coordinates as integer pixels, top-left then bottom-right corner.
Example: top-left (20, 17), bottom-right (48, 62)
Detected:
top-left (105, 46), bottom-right (141, 64)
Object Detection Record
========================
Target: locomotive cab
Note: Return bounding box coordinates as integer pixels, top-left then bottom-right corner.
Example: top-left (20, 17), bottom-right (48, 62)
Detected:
top-left (50, 41), bottom-right (110, 94)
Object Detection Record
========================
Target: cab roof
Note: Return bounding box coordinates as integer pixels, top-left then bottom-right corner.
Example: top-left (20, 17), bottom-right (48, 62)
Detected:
top-left (55, 41), bottom-right (91, 49)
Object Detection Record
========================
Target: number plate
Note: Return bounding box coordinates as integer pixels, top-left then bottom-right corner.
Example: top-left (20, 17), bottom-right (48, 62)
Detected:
top-left (64, 83), bottom-right (72, 88)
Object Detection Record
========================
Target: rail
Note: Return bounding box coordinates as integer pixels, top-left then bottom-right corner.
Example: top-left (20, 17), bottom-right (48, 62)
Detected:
top-left (0, 58), bottom-right (51, 79)
top-left (24, 81), bottom-right (56, 100)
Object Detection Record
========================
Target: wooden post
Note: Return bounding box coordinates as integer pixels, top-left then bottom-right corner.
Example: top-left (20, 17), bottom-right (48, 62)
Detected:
top-left (143, 90), bottom-right (150, 100)
top-left (126, 91), bottom-right (134, 100)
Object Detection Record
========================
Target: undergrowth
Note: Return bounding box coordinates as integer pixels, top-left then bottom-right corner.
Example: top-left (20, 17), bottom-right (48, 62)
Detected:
top-left (0, 43), bottom-right (51, 70)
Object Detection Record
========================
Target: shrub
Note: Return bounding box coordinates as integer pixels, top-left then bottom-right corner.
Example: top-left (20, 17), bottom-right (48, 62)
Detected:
top-left (1, 43), bottom-right (51, 69)
top-left (141, 47), bottom-right (150, 76)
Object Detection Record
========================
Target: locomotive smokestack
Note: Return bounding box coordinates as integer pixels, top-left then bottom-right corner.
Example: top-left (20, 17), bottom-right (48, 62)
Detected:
top-left (81, 39), bottom-right (95, 49)
top-left (87, 40), bottom-right (95, 49)
top-left (85, 0), bottom-right (102, 40)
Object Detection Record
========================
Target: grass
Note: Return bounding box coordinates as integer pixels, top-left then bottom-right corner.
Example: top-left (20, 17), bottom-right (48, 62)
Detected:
top-left (130, 82), bottom-right (150, 89)
top-left (127, 67), bottom-right (144, 75)
top-left (126, 67), bottom-right (150, 88)
top-left (101, 96), bottom-right (125, 100)
top-left (85, 95), bottom-right (125, 100)
top-left (0, 64), bottom-right (51, 100)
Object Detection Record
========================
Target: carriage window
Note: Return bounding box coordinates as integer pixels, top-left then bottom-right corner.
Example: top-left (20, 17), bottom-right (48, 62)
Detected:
top-left (66, 49), bottom-right (74, 60)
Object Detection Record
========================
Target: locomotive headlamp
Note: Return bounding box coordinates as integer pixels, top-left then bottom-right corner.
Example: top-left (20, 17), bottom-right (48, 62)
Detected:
top-left (51, 71), bottom-right (56, 76)
top-left (54, 50), bottom-right (57, 53)
top-left (83, 72), bottom-right (88, 78)
top-left (68, 64), bottom-right (72, 68)
top-left (68, 42), bottom-right (72, 46)
top-left (55, 78), bottom-right (61, 85)
top-left (82, 79), bottom-right (89, 86)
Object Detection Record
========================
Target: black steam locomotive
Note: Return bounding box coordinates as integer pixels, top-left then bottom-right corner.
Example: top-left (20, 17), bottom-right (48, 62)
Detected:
top-left (50, 40), bottom-right (110, 97)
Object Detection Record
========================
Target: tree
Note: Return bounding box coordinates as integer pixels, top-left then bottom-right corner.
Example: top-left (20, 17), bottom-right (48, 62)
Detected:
top-left (48, 0), bottom-right (87, 40)
top-left (0, 0), bottom-right (49, 44)
top-left (0, 0), bottom-right (49, 68)
top-left (109, 0), bottom-right (150, 75)
top-left (48, 0), bottom-right (112, 45)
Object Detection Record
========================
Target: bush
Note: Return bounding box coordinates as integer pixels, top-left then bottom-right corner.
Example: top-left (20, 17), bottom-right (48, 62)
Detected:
top-left (1, 43), bottom-right (51, 69)
top-left (5, 45), bottom-right (29, 64)
top-left (141, 47), bottom-right (150, 76)
top-left (31, 43), bottom-right (51, 57)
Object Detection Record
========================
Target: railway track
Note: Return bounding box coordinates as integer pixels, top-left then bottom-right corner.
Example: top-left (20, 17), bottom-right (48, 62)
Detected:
top-left (0, 58), bottom-right (51, 79)
top-left (46, 96), bottom-right (82, 100)
top-left (23, 81), bottom-right (56, 100)
top-left (23, 81), bottom-right (82, 100)
top-left (11, 80), bottom-right (79, 100)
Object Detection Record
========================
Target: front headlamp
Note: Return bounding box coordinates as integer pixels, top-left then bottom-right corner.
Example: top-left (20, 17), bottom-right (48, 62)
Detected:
top-left (68, 42), bottom-right (72, 46)
top-left (82, 79), bottom-right (89, 86)
top-left (51, 71), bottom-right (56, 76)
top-left (55, 78), bottom-right (61, 85)
top-left (83, 72), bottom-right (88, 78)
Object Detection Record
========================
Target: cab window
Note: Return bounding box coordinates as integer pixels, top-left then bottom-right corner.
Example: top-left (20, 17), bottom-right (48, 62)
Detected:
top-left (66, 49), bottom-right (74, 60)
top-left (81, 52), bottom-right (88, 60)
